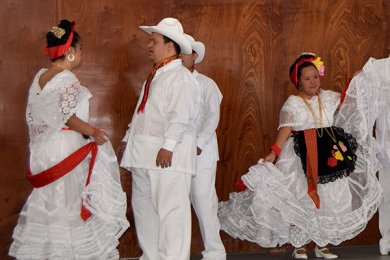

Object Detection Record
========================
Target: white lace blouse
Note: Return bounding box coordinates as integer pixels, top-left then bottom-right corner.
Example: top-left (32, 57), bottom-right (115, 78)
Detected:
top-left (278, 89), bottom-right (340, 131)
top-left (26, 69), bottom-right (91, 146)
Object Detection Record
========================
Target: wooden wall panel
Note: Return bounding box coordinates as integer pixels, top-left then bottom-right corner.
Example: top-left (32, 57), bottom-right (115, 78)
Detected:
top-left (1, 0), bottom-right (389, 258)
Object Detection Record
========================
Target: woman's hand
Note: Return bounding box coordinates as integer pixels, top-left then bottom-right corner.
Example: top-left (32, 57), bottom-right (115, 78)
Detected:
top-left (66, 115), bottom-right (108, 145)
top-left (264, 152), bottom-right (277, 163)
top-left (264, 127), bottom-right (291, 163)
top-left (92, 128), bottom-right (108, 145)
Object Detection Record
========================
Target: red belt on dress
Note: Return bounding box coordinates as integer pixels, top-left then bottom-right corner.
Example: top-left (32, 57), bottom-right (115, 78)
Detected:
top-left (25, 129), bottom-right (98, 221)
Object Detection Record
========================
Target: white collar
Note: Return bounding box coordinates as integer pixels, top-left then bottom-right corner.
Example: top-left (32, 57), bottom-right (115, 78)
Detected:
top-left (155, 59), bottom-right (182, 76)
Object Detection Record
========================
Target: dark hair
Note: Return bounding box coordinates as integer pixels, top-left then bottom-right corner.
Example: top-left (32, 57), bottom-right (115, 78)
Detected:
top-left (289, 54), bottom-right (317, 85)
top-left (296, 62), bottom-right (317, 81)
top-left (162, 35), bottom-right (181, 55)
top-left (46, 19), bottom-right (80, 62)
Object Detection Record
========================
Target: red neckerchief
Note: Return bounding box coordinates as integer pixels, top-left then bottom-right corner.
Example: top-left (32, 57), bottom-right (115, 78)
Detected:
top-left (137, 55), bottom-right (178, 113)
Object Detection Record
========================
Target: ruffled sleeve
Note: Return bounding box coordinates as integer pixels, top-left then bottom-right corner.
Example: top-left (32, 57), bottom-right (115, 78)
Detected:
top-left (278, 96), bottom-right (300, 130)
top-left (362, 57), bottom-right (390, 83)
top-left (56, 71), bottom-right (92, 124)
top-left (320, 89), bottom-right (340, 116)
top-left (59, 81), bottom-right (80, 122)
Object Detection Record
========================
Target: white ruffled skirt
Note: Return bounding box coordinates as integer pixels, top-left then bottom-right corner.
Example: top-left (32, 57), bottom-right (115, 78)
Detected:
top-left (218, 57), bottom-right (390, 247)
top-left (9, 134), bottom-right (129, 260)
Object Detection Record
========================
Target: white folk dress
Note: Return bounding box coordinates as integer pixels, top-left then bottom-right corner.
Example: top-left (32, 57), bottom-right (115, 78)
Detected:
top-left (9, 69), bottom-right (129, 260)
top-left (218, 57), bottom-right (390, 248)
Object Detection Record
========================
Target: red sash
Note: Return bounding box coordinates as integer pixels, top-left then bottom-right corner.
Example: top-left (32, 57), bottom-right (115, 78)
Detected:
top-left (26, 142), bottom-right (98, 221)
top-left (304, 129), bottom-right (320, 209)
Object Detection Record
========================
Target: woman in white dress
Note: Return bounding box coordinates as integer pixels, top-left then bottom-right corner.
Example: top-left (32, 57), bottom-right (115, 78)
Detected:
top-left (9, 19), bottom-right (129, 259)
top-left (218, 52), bottom-right (387, 259)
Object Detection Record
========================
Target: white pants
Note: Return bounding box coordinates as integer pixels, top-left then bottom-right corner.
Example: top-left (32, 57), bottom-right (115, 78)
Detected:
top-left (131, 168), bottom-right (192, 260)
top-left (191, 157), bottom-right (226, 260)
top-left (380, 167), bottom-right (390, 250)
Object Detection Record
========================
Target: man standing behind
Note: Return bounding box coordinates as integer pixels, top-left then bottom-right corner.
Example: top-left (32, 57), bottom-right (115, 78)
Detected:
top-left (120, 18), bottom-right (199, 260)
top-left (180, 34), bottom-right (226, 260)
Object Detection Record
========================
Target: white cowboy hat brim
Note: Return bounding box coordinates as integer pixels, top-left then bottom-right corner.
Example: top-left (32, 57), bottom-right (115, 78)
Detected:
top-left (139, 26), bottom-right (192, 55)
top-left (184, 33), bottom-right (206, 64)
top-left (192, 41), bottom-right (205, 64)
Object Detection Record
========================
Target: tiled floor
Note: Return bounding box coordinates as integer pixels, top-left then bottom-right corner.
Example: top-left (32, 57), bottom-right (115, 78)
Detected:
top-left (191, 245), bottom-right (387, 260)
top-left (122, 245), bottom-right (389, 259)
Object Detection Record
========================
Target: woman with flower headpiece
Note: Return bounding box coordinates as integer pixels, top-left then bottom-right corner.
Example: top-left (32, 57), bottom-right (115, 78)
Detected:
top-left (218, 52), bottom-right (387, 259)
top-left (9, 19), bottom-right (129, 259)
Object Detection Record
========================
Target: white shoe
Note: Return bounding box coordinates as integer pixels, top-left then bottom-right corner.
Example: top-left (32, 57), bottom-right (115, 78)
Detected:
top-left (292, 248), bottom-right (308, 259)
top-left (380, 241), bottom-right (390, 255)
top-left (314, 247), bottom-right (338, 259)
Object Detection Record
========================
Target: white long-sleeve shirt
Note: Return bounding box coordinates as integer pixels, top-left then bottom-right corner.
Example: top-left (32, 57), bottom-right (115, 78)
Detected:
top-left (193, 70), bottom-right (222, 161)
top-left (121, 59), bottom-right (200, 174)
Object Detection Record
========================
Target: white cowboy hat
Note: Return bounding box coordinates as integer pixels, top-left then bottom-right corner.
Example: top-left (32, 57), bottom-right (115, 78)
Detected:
top-left (184, 34), bottom-right (205, 64)
top-left (139, 18), bottom-right (192, 55)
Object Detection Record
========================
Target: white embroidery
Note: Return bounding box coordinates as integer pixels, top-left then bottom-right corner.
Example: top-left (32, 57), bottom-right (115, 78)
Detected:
top-left (60, 83), bottom-right (79, 122)
top-left (26, 70), bottom-right (89, 145)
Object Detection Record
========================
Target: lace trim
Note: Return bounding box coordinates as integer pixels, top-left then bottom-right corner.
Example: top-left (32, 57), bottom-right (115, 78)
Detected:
top-left (319, 167), bottom-right (350, 184)
top-left (60, 83), bottom-right (79, 122)
top-left (26, 103), bottom-right (33, 124)
top-left (279, 110), bottom-right (295, 127)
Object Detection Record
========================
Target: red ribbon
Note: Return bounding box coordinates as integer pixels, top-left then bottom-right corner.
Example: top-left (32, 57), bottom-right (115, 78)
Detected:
top-left (303, 129), bottom-right (320, 209)
top-left (289, 57), bottom-right (316, 88)
top-left (26, 142), bottom-right (98, 221)
top-left (44, 22), bottom-right (75, 60)
top-left (137, 55), bottom-right (178, 113)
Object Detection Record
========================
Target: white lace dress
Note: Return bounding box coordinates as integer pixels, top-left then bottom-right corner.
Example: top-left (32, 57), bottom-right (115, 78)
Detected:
top-left (9, 69), bottom-right (129, 259)
top-left (218, 57), bottom-right (390, 248)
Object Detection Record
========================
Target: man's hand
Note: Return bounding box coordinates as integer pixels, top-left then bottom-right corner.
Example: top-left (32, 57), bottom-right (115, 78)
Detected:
top-left (156, 148), bottom-right (173, 168)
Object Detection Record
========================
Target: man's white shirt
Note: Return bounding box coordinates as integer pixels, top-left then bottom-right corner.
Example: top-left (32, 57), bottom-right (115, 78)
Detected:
top-left (121, 59), bottom-right (200, 174)
top-left (193, 70), bottom-right (222, 161)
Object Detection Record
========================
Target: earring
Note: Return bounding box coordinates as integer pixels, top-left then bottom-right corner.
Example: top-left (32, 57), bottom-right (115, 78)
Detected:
top-left (67, 54), bottom-right (75, 62)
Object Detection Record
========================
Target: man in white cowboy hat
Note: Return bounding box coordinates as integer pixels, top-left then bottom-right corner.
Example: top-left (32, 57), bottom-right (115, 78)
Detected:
top-left (120, 18), bottom-right (200, 260)
top-left (180, 34), bottom-right (226, 260)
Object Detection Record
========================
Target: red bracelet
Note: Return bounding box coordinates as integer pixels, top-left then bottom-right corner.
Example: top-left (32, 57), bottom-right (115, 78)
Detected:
top-left (270, 144), bottom-right (281, 157)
